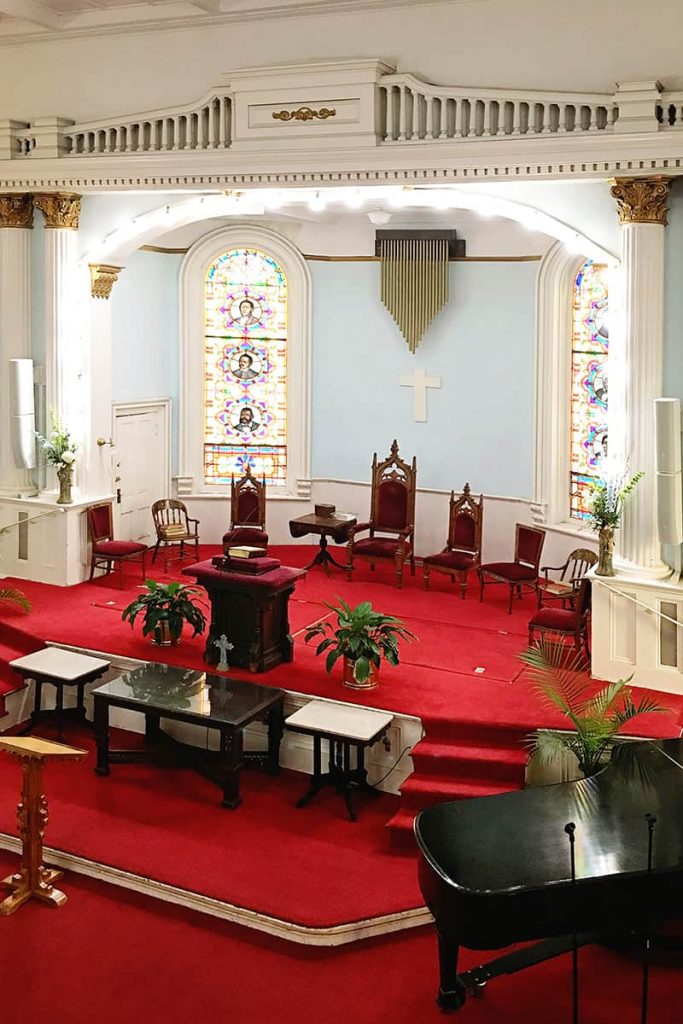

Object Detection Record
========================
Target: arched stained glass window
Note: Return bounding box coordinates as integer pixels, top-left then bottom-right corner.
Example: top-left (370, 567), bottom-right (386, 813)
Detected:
top-left (569, 259), bottom-right (609, 519)
top-left (204, 248), bottom-right (287, 485)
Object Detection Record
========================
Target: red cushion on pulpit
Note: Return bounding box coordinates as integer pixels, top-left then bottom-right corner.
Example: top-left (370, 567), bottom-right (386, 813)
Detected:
top-left (353, 537), bottom-right (411, 559)
top-left (480, 562), bottom-right (536, 582)
top-left (529, 607), bottom-right (579, 630)
top-left (424, 550), bottom-right (476, 571)
top-left (94, 540), bottom-right (147, 556)
top-left (376, 481), bottom-right (409, 530)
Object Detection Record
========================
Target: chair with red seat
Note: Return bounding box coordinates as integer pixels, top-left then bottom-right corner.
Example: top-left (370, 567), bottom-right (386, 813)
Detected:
top-left (222, 465), bottom-right (268, 553)
top-left (477, 522), bottom-right (546, 614)
top-left (528, 577), bottom-right (592, 659)
top-left (423, 483), bottom-right (483, 598)
top-left (87, 502), bottom-right (147, 588)
top-left (345, 440), bottom-right (417, 589)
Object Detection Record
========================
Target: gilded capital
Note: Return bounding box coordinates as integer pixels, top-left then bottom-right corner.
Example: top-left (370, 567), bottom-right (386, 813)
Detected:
top-left (89, 263), bottom-right (123, 300)
top-left (33, 192), bottom-right (81, 230)
top-left (610, 176), bottom-right (671, 226)
top-left (0, 194), bottom-right (33, 229)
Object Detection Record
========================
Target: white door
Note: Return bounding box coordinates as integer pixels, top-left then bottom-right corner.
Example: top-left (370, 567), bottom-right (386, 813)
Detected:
top-left (112, 402), bottom-right (170, 544)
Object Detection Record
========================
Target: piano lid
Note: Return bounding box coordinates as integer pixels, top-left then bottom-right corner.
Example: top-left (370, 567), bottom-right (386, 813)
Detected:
top-left (415, 738), bottom-right (683, 897)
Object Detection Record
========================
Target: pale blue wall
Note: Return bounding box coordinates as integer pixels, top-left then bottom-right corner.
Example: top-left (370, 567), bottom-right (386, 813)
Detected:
top-left (310, 261), bottom-right (537, 496)
top-left (111, 250), bottom-right (181, 472)
top-left (664, 179), bottom-right (683, 401)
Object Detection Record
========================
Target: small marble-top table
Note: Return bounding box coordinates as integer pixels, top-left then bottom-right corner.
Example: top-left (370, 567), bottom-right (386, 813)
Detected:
top-left (183, 559), bottom-right (306, 673)
top-left (289, 512), bottom-right (357, 573)
top-left (0, 735), bottom-right (87, 916)
top-left (11, 647), bottom-right (111, 740)
top-left (286, 700), bottom-right (393, 821)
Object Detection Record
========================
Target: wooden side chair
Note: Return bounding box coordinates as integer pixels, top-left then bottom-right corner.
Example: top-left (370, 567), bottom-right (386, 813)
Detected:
top-left (477, 523), bottom-right (546, 614)
top-left (87, 502), bottom-right (147, 589)
top-left (537, 547), bottom-right (598, 609)
top-left (345, 440), bottom-right (417, 588)
top-left (528, 577), bottom-right (592, 659)
top-left (222, 465), bottom-right (269, 552)
top-left (423, 483), bottom-right (483, 598)
top-left (151, 499), bottom-right (200, 572)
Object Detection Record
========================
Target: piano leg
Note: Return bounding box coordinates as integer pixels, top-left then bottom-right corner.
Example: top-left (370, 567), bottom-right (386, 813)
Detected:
top-left (436, 932), bottom-right (467, 1012)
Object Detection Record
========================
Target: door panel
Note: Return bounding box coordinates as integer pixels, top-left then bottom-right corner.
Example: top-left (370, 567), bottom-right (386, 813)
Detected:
top-left (113, 406), bottom-right (168, 543)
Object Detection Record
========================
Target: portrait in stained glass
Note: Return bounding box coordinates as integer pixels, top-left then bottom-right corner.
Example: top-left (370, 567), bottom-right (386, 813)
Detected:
top-left (569, 260), bottom-right (609, 519)
top-left (204, 248), bottom-right (287, 485)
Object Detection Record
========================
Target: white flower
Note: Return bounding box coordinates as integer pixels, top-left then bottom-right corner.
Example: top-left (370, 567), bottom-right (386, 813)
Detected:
top-left (61, 451), bottom-right (76, 465)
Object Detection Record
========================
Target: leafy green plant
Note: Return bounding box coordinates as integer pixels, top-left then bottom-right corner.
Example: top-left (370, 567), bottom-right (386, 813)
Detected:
top-left (0, 588), bottom-right (31, 614)
top-left (121, 580), bottom-right (207, 645)
top-left (304, 598), bottom-right (416, 685)
top-left (589, 470), bottom-right (643, 531)
top-left (35, 413), bottom-right (78, 468)
top-left (520, 640), bottom-right (667, 777)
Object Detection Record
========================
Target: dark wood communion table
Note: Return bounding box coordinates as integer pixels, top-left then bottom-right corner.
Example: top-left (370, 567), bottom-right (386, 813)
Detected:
top-left (183, 559), bottom-right (306, 673)
top-left (93, 665), bottom-right (285, 809)
top-left (288, 513), bottom-right (357, 572)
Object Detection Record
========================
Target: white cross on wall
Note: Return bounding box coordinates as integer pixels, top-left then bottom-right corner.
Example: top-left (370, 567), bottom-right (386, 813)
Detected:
top-left (399, 367), bottom-right (442, 422)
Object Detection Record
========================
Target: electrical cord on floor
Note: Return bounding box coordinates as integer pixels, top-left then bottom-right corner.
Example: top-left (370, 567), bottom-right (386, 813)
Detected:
top-left (364, 745), bottom-right (412, 788)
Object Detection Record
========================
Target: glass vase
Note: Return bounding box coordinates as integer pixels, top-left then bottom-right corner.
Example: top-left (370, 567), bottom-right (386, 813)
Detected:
top-left (596, 525), bottom-right (615, 577)
top-left (56, 463), bottom-right (74, 505)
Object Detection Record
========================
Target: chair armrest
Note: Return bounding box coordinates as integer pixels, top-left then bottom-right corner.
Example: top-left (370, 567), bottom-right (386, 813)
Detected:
top-left (349, 521), bottom-right (372, 541)
top-left (187, 517), bottom-right (200, 527)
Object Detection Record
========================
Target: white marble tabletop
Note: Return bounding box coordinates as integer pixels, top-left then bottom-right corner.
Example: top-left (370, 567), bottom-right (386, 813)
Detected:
top-left (10, 647), bottom-right (111, 681)
top-left (286, 699), bottom-right (393, 742)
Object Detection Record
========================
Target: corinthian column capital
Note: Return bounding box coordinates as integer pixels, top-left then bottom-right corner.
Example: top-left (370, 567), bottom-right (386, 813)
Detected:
top-left (0, 193), bottom-right (33, 229)
top-left (33, 192), bottom-right (81, 230)
top-left (610, 176), bottom-right (671, 226)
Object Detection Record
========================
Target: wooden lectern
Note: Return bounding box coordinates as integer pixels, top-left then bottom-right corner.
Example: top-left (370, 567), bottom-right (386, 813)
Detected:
top-left (0, 735), bottom-right (86, 916)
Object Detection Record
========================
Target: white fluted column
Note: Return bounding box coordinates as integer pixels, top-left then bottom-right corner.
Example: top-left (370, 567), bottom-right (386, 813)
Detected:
top-left (610, 176), bottom-right (671, 577)
top-left (0, 194), bottom-right (35, 497)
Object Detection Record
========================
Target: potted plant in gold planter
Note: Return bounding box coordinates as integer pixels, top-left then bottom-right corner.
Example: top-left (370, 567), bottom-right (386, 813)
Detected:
top-left (122, 580), bottom-right (207, 647)
top-left (304, 598), bottom-right (416, 690)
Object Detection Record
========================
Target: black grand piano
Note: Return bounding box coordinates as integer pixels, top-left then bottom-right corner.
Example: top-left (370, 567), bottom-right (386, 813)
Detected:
top-left (416, 738), bottom-right (683, 1012)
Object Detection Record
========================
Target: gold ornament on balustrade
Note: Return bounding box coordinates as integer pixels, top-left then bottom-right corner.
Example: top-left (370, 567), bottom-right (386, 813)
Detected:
top-left (33, 192), bottom-right (82, 230)
top-left (89, 263), bottom-right (123, 300)
top-left (272, 107), bottom-right (337, 122)
top-left (0, 194), bottom-right (33, 229)
top-left (610, 176), bottom-right (672, 226)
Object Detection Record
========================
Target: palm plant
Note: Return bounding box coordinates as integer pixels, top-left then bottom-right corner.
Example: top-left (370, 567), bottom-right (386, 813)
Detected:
top-left (520, 640), bottom-right (667, 777)
top-left (0, 588), bottom-right (31, 614)
top-left (304, 598), bottom-right (416, 686)
top-left (122, 580), bottom-right (206, 645)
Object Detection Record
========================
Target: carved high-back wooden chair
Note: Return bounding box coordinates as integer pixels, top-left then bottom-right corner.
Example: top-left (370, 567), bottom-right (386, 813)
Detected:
top-left (423, 484), bottom-right (484, 598)
top-left (222, 465), bottom-right (269, 552)
top-left (345, 440), bottom-right (417, 588)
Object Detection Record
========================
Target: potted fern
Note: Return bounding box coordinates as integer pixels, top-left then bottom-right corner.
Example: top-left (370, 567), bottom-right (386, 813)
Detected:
top-left (122, 580), bottom-right (207, 647)
top-left (0, 588), bottom-right (31, 614)
top-left (304, 598), bottom-right (416, 690)
top-left (520, 641), bottom-right (667, 777)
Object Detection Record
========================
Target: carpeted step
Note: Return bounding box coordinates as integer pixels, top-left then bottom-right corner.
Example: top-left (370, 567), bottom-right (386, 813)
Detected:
top-left (410, 738), bottom-right (528, 783)
top-left (420, 717), bottom-right (530, 747)
top-left (399, 772), bottom-right (517, 811)
top-left (0, 636), bottom-right (36, 717)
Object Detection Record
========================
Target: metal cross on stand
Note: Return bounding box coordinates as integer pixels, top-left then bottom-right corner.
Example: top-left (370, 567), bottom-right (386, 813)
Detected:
top-left (213, 634), bottom-right (234, 671)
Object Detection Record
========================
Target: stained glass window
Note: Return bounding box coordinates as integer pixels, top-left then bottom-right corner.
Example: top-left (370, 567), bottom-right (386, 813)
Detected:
top-left (569, 260), bottom-right (609, 519)
top-left (204, 248), bottom-right (287, 485)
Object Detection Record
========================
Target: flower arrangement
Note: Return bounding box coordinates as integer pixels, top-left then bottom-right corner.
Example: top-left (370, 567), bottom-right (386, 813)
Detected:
top-left (588, 468), bottom-right (643, 576)
top-left (36, 416), bottom-right (78, 504)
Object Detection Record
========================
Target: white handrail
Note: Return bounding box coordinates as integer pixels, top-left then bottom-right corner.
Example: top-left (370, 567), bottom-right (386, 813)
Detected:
top-left (0, 507), bottom-right (65, 535)
top-left (591, 576), bottom-right (683, 631)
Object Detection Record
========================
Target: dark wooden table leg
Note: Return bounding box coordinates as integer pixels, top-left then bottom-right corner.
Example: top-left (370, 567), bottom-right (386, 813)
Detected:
top-left (219, 728), bottom-right (242, 809)
top-left (267, 700), bottom-right (284, 775)
top-left (342, 740), bottom-right (357, 822)
top-left (145, 712), bottom-right (162, 744)
top-left (296, 734), bottom-right (326, 808)
top-left (94, 696), bottom-right (110, 776)
top-left (76, 681), bottom-right (87, 724)
top-left (19, 676), bottom-right (42, 735)
top-left (55, 682), bottom-right (65, 742)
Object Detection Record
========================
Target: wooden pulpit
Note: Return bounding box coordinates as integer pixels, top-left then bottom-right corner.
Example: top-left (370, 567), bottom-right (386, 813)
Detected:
top-left (0, 735), bottom-right (87, 916)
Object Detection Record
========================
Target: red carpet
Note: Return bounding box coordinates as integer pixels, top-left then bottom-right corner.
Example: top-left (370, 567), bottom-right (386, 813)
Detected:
top-left (0, 848), bottom-right (680, 1024)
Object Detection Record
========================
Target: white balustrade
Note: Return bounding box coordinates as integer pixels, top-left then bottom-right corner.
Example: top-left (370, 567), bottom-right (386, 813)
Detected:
top-left (657, 92), bottom-right (683, 127)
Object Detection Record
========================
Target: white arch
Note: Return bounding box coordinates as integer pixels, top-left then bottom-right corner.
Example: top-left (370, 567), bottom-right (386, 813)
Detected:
top-left (178, 223), bottom-right (312, 499)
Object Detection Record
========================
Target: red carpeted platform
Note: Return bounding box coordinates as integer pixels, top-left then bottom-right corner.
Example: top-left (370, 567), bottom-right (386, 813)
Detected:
top-left (0, 848), bottom-right (680, 1024)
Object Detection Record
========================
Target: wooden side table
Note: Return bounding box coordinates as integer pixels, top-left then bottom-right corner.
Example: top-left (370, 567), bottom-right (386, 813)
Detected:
top-left (11, 647), bottom-right (110, 740)
top-left (286, 700), bottom-right (393, 821)
top-left (0, 736), bottom-right (87, 916)
top-left (289, 513), bottom-right (357, 573)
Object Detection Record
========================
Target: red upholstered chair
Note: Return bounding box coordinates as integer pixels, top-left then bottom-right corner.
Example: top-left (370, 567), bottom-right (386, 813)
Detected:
top-left (345, 440), bottom-right (417, 589)
top-left (87, 502), bottom-right (147, 589)
top-left (423, 483), bottom-right (483, 598)
top-left (222, 466), bottom-right (268, 553)
top-left (477, 523), bottom-right (546, 614)
top-left (528, 577), bottom-right (592, 659)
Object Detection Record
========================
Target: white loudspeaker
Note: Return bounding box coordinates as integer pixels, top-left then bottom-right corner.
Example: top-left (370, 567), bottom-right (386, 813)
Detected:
top-left (655, 397), bottom-right (683, 545)
top-left (9, 358), bottom-right (36, 471)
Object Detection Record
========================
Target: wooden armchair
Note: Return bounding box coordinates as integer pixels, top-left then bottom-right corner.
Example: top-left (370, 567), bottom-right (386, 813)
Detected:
top-left (537, 547), bottom-right (598, 609)
top-left (87, 502), bottom-right (147, 589)
top-left (423, 484), bottom-right (483, 598)
top-left (222, 465), bottom-right (268, 552)
top-left (477, 523), bottom-right (546, 614)
top-left (528, 577), bottom-right (592, 659)
top-left (151, 499), bottom-right (200, 572)
top-left (345, 440), bottom-right (417, 588)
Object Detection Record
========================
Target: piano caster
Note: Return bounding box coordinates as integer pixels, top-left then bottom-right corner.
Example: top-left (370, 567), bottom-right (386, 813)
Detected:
top-left (436, 984), bottom-right (467, 1013)
top-left (468, 982), bottom-right (486, 998)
